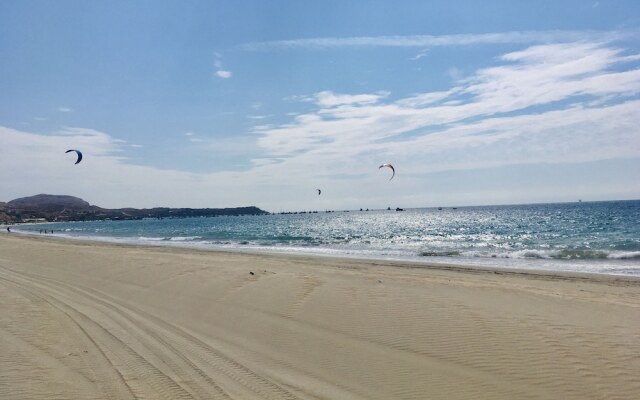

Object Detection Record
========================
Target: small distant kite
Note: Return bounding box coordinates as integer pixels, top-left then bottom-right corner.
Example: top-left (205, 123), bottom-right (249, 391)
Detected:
top-left (379, 163), bottom-right (395, 180)
top-left (65, 149), bottom-right (83, 164)
top-left (317, 189), bottom-right (322, 195)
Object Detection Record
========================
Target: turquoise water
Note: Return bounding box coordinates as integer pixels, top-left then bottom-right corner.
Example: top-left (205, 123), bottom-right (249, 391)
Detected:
top-left (15, 200), bottom-right (640, 276)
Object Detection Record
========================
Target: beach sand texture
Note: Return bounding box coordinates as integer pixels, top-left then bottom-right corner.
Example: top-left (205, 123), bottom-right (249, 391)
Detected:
top-left (1, 235), bottom-right (639, 399)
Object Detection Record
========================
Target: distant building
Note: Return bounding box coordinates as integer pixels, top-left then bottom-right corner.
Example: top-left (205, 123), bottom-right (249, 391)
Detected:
top-left (22, 218), bottom-right (47, 223)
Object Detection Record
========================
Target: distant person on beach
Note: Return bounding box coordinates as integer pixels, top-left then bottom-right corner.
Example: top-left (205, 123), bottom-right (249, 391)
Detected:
top-left (6, 227), bottom-right (10, 233)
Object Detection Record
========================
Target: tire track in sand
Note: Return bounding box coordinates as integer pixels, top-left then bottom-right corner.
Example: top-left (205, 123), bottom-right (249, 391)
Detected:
top-left (0, 265), bottom-right (301, 400)
top-left (0, 271), bottom-right (196, 400)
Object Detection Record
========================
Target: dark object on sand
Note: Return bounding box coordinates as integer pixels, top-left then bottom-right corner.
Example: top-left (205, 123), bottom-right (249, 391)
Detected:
top-left (249, 271), bottom-right (254, 275)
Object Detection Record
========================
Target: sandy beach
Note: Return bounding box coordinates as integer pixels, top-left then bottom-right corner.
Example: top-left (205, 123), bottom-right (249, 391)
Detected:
top-left (1, 234), bottom-right (639, 399)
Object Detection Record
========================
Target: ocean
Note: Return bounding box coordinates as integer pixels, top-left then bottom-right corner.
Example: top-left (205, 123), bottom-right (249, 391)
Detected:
top-left (14, 200), bottom-right (640, 276)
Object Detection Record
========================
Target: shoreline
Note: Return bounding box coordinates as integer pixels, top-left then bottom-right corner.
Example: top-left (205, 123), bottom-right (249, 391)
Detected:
top-left (1, 233), bottom-right (639, 399)
top-left (7, 227), bottom-right (640, 278)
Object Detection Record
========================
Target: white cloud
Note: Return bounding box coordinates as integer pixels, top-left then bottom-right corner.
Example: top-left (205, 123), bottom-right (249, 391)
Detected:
top-left (185, 132), bottom-right (213, 144)
top-left (242, 30), bottom-right (630, 50)
top-left (252, 41), bottom-right (640, 181)
top-left (56, 127), bottom-right (123, 154)
top-left (58, 107), bottom-right (72, 112)
top-left (3, 40), bottom-right (639, 211)
top-left (409, 49), bottom-right (429, 61)
top-left (213, 53), bottom-right (232, 79)
top-left (312, 91), bottom-right (388, 107)
top-left (0, 125), bottom-right (278, 209)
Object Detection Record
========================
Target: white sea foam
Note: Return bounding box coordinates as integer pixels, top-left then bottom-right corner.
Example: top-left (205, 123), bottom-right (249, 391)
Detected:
top-left (168, 236), bottom-right (202, 241)
top-left (608, 251), bottom-right (640, 260)
top-left (137, 236), bottom-right (166, 241)
top-left (9, 201), bottom-right (640, 276)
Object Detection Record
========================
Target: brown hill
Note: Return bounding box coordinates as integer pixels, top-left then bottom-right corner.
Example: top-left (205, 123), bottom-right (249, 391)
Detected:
top-left (8, 194), bottom-right (94, 212)
top-left (3, 194), bottom-right (268, 223)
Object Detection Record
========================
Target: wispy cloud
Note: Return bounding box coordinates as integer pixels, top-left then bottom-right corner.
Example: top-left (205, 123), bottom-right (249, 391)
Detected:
top-left (214, 54), bottom-right (232, 79)
top-left (58, 107), bottom-right (72, 112)
top-left (55, 127), bottom-right (125, 154)
top-left (0, 125), bottom-right (269, 208)
top-left (408, 49), bottom-right (429, 61)
top-left (252, 41), bottom-right (640, 176)
top-left (4, 39), bottom-right (639, 210)
top-left (184, 132), bottom-right (203, 142)
top-left (311, 91), bottom-right (389, 107)
top-left (242, 30), bottom-right (630, 50)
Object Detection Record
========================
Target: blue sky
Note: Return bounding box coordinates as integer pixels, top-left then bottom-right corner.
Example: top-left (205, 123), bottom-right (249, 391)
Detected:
top-left (1, 0), bottom-right (639, 211)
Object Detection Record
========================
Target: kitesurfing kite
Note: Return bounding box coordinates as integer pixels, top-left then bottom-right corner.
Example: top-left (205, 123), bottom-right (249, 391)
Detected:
top-left (317, 189), bottom-right (322, 195)
top-left (65, 149), bottom-right (83, 164)
top-left (379, 163), bottom-right (395, 180)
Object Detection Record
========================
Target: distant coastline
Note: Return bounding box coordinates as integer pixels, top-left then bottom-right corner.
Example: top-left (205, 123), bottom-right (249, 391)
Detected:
top-left (0, 194), bottom-right (268, 224)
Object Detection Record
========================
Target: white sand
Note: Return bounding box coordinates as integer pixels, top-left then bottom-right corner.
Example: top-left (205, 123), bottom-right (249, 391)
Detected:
top-left (1, 234), bottom-right (639, 399)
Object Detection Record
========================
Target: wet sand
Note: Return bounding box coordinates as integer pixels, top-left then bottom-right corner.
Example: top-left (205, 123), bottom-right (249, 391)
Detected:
top-left (1, 234), bottom-right (639, 399)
